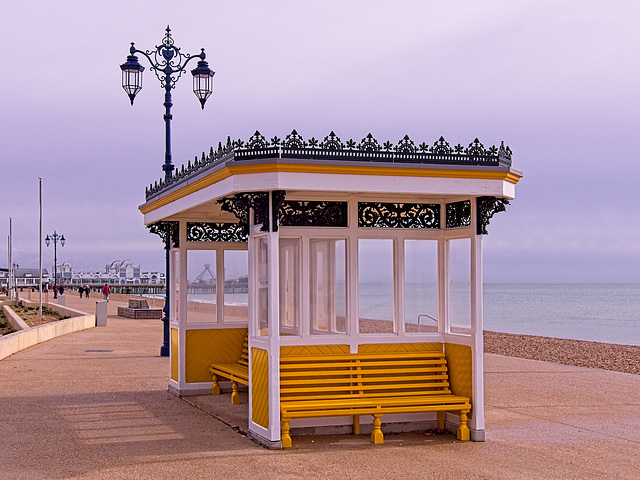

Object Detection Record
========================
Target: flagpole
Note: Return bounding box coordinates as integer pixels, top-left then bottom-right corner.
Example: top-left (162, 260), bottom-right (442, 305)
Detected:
top-left (39, 177), bottom-right (43, 317)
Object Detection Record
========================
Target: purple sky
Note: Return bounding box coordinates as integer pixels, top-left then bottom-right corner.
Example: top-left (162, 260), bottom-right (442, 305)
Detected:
top-left (2, 1), bottom-right (639, 282)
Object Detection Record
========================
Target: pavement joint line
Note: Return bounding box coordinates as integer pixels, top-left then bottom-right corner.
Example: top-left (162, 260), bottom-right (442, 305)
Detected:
top-left (179, 396), bottom-right (250, 439)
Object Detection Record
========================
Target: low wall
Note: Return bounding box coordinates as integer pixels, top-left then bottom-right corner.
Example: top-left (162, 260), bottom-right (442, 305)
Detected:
top-left (18, 299), bottom-right (89, 319)
top-left (0, 301), bottom-right (96, 361)
top-left (2, 304), bottom-right (29, 331)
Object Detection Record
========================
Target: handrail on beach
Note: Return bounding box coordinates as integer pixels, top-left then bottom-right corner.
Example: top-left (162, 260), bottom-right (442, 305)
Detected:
top-left (417, 314), bottom-right (438, 329)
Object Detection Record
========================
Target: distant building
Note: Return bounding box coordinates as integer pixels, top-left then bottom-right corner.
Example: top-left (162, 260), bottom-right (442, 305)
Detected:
top-left (2, 260), bottom-right (163, 288)
top-left (0, 268), bottom-right (50, 288)
top-left (56, 262), bottom-right (73, 280)
top-left (71, 259), bottom-right (164, 285)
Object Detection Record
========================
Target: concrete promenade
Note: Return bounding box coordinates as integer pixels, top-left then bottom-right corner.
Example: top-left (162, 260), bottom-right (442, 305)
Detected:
top-left (1, 295), bottom-right (639, 479)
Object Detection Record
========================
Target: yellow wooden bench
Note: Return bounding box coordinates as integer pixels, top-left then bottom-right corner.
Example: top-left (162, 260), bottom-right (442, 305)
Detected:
top-left (279, 351), bottom-right (471, 448)
top-left (209, 335), bottom-right (249, 404)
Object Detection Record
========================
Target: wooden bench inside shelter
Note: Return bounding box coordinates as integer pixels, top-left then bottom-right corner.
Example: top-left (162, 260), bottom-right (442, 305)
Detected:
top-left (279, 351), bottom-right (471, 448)
top-left (209, 334), bottom-right (249, 404)
top-left (117, 298), bottom-right (163, 319)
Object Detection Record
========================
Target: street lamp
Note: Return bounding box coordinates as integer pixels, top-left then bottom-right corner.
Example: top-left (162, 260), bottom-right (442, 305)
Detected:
top-left (121, 26), bottom-right (214, 357)
top-left (10, 263), bottom-right (18, 298)
top-left (45, 231), bottom-right (65, 299)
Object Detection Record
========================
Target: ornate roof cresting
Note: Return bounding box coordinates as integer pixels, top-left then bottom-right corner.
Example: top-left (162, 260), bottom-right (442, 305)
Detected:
top-left (145, 130), bottom-right (513, 200)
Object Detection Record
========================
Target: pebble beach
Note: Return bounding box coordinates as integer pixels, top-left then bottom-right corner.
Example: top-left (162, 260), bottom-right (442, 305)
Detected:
top-left (484, 330), bottom-right (640, 375)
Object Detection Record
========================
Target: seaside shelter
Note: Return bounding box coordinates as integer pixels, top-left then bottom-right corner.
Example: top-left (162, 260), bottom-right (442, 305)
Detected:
top-left (139, 130), bottom-right (521, 448)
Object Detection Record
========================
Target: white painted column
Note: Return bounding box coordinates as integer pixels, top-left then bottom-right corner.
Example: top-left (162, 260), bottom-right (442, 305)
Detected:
top-left (439, 238), bottom-right (450, 336)
top-left (470, 226), bottom-right (485, 440)
top-left (395, 238), bottom-right (405, 336)
top-left (216, 244), bottom-right (225, 322)
top-left (348, 197), bottom-right (359, 353)
top-left (267, 193), bottom-right (281, 441)
top-left (247, 233), bottom-right (257, 433)
top-left (178, 221), bottom-right (188, 391)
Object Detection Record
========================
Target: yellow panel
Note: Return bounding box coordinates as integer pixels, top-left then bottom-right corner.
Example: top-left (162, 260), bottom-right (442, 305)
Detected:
top-left (170, 328), bottom-right (178, 382)
top-left (185, 328), bottom-right (247, 383)
top-left (252, 348), bottom-right (269, 428)
top-left (445, 343), bottom-right (473, 417)
top-left (358, 343), bottom-right (443, 354)
top-left (281, 345), bottom-right (350, 356)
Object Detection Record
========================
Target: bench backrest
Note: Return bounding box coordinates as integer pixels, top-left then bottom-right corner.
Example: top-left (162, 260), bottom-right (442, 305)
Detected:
top-left (238, 335), bottom-right (249, 367)
top-left (280, 352), bottom-right (452, 402)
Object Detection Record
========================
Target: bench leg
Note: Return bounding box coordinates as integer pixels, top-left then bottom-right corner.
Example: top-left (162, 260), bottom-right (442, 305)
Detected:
top-left (456, 412), bottom-right (470, 441)
top-left (231, 381), bottom-right (240, 404)
top-left (437, 411), bottom-right (445, 430)
top-left (281, 418), bottom-right (292, 448)
top-left (211, 374), bottom-right (221, 395)
top-left (353, 414), bottom-right (360, 435)
top-left (371, 414), bottom-right (384, 444)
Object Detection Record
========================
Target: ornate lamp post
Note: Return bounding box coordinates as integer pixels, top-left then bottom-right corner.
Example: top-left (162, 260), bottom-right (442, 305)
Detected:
top-left (45, 231), bottom-right (65, 299)
top-left (121, 26), bottom-right (215, 357)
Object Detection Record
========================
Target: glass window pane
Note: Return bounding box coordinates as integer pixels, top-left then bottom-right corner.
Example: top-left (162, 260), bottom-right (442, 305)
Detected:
top-left (405, 240), bottom-right (438, 333)
top-left (450, 238), bottom-right (471, 335)
top-left (186, 250), bottom-right (217, 323)
top-left (359, 239), bottom-right (394, 334)
top-left (310, 239), bottom-right (347, 335)
top-left (256, 238), bottom-right (269, 336)
top-left (279, 238), bottom-right (301, 336)
top-left (224, 250), bottom-right (248, 322)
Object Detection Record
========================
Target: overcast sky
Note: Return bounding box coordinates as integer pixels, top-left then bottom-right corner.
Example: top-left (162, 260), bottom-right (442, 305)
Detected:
top-left (1, 0), bottom-right (639, 283)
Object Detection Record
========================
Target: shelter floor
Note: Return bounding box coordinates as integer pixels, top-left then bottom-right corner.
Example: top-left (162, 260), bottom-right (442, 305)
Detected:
top-left (0, 299), bottom-right (638, 479)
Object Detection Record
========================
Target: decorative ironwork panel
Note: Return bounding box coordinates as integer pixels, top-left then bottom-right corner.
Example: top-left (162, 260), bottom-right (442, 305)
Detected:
top-left (358, 133), bottom-right (381, 152)
top-left (218, 191), bottom-right (286, 234)
top-left (477, 196), bottom-right (509, 235)
top-left (395, 135), bottom-right (417, 153)
top-left (245, 130), bottom-right (269, 150)
top-left (283, 129), bottom-right (306, 148)
top-left (320, 131), bottom-right (345, 150)
top-left (446, 201), bottom-right (471, 228)
top-left (279, 201), bottom-right (348, 228)
top-left (271, 190), bottom-right (287, 232)
top-left (148, 221), bottom-right (179, 248)
top-left (358, 202), bottom-right (440, 229)
top-left (186, 222), bottom-right (247, 242)
top-left (218, 192), bottom-right (268, 235)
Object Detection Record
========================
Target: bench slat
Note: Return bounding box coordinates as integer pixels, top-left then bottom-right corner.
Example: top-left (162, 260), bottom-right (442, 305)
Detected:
top-left (282, 352), bottom-right (445, 361)
top-left (281, 366), bottom-right (448, 378)
top-left (281, 374), bottom-right (450, 386)
top-left (281, 360), bottom-right (447, 371)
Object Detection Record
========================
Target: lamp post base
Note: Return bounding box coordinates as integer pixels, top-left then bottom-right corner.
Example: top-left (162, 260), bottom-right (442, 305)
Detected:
top-left (160, 316), bottom-right (170, 357)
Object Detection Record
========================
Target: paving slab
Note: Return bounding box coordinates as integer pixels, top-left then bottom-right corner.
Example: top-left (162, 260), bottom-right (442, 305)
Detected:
top-left (0, 298), bottom-right (639, 479)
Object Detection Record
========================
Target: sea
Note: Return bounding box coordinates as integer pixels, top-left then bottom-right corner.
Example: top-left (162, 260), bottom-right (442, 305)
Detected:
top-left (180, 283), bottom-right (640, 346)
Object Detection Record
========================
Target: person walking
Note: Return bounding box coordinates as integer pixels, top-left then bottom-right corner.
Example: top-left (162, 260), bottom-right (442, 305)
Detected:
top-left (79, 286), bottom-right (84, 298)
top-left (102, 283), bottom-right (110, 301)
top-left (85, 285), bottom-right (91, 298)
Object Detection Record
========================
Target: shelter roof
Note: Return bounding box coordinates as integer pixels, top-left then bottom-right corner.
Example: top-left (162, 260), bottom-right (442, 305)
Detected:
top-left (140, 130), bottom-right (522, 224)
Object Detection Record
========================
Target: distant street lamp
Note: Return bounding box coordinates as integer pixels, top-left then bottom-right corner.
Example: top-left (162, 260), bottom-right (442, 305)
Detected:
top-left (121, 26), bottom-right (214, 357)
top-left (45, 231), bottom-right (65, 299)
top-left (11, 262), bottom-right (18, 297)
